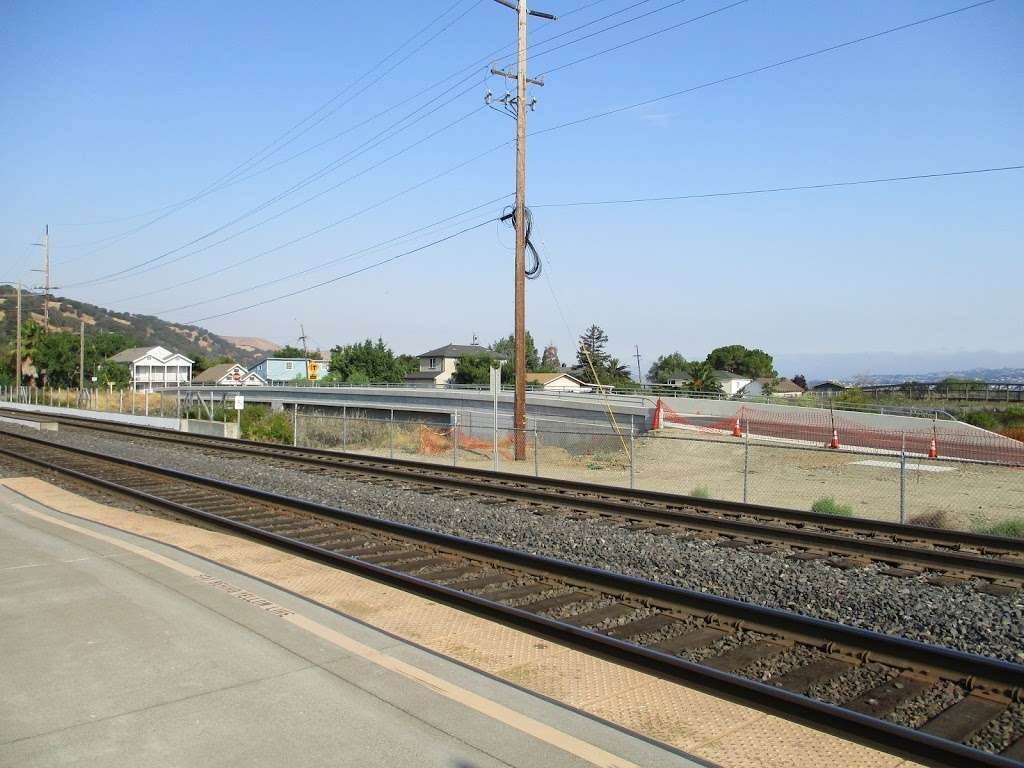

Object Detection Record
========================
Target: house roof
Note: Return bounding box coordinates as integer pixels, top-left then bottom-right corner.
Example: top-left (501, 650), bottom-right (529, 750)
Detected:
top-left (756, 377), bottom-right (804, 393)
top-left (417, 343), bottom-right (507, 360)
top-left (108, 346), bottom-right (158, 363)
top-left (525, 372), bottom-right (585, 386)
top-left (812, 380), bottom-right (846, 390)
top-left (192, 363), bottom-right (241, 384)
top-left (108, 346), bottom-right (194, 365)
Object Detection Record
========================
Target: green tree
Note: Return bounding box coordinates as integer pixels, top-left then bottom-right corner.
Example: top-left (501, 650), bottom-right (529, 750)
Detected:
top-left (273, 345), bottom-right (308, 358)
top-left (452, 353), bottom-right (500, 385)
top-left (576, 324), bottom-right (611, 372)
top-left (647, 352), bottom-right (690, 384)
top-left (685, 360), bottom-right (724, 393)
top-left (705, 344), bottom-right (775, 378)
top-left (540, 344), bottom-right (560, 372)
top-left (328, 338), bottom-right (414, 383)
top-left (792, 374), bottom-right (807, 390)
top-left (491, 331), bottom-right (540, 371)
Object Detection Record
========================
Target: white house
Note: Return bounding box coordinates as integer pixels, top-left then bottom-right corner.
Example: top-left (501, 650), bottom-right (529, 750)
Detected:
top-left (524, 372), bottom-right (589, 392)
top-left (405, 343), bottom-right (507, 386)
top-left (108, 346), bottom-right (193, 391)
top-left (666, 370), bottom-right (751, 395)
top-left (191, 363), bottom-right (267, 387)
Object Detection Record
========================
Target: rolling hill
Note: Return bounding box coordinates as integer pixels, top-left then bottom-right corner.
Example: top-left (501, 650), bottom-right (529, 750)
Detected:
top-left (0, 286), bottom-right (262, 364)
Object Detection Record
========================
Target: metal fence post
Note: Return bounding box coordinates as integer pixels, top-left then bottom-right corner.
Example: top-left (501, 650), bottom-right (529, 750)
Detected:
top-left (743, 419), bottom-right (750, 504)
top-left (533, 426), bottom-right (539, 477)
top-left (293, 404), bottom-right (299, 447)
top-left (389, 409), bottom-right (394, 459)
top-left (900, 432), bottom-right (907, 524)
top-left (452, 412), bottom-right (459, 467)
top-left (145, 390), bottom-right (150, 417)
top-left (629, 426), bottom-right (636, 489)
top-left (342, 408), bottom-right (348, 451)
top-left (175, 392), bottom-right (179, 420)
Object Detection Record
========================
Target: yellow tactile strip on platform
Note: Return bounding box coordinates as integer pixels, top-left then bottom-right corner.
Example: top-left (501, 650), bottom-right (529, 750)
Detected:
top-left (2, 477), bottom-right (923, 768)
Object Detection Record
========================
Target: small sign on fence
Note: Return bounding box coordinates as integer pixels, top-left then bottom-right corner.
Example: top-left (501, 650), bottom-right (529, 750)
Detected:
top-left (233, 395), bottom-right (245, 411)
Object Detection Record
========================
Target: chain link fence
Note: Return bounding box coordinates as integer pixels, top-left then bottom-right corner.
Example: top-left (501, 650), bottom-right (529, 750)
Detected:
top-left (2, 386), bottom-right (1019, 534)
top-left (291, 408), bottom-right (1023, 533)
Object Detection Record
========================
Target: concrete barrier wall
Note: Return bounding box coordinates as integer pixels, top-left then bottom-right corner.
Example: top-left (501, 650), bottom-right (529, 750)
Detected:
top-left (180, 419), bottom-right (240, 439)
top-left (0, 402), bottom-right (179, 430)
top-left (175, 386), bottom-right (654, 432)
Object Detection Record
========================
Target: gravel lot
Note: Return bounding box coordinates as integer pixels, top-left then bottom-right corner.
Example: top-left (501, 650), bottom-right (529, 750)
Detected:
top-left (4, 423), bottom-right (1022, 666)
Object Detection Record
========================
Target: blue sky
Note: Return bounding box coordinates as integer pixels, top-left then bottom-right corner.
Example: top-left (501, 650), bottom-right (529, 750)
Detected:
top-left (1, 0), bottom-right (1021, 377)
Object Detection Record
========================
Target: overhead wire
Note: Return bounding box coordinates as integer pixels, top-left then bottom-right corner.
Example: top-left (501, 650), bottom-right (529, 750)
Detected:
top-left (532, 0), bottom-right (999, 137)
top-left (55, 0), bottom-right (668, 264)
top-left (63, 85), bottom-right (488, 289)
top-left (112, 143), bottom-right (513, 304)
top-left (184, 219), bottom-right (496, 325)
top-left (536, 0), bottom-right (751, 77)
top-left (532, 165), bottom-right (1024, 207)
top-left (52, 0), bottom-right (482, 252)
top-left (154, 198), bottom-right (511, 315)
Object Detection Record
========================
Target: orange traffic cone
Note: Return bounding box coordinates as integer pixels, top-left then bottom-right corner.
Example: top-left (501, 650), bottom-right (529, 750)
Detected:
top-left (829, 429), bottom-right (840, 449)
top-left (928, 438), bottom-right (938, 459)
top-left (732, 418), bottom-right (742, 438)
top-left (653, 399), bottom-right (663, 431)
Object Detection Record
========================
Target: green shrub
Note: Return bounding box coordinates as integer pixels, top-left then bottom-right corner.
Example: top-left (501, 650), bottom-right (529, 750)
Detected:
top-left (811, 496), bottom-right (853, 517)
top-left (973, 518), bottom-right (1024, 539)
top-left (240, 405), bottom-right (293, 444)
top-left (690, 486), bottom-right (710, 498)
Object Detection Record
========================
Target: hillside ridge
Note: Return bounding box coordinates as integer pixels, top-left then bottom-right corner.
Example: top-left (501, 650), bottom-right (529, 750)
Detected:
top-left (0, 286), bottom-right (259, 364)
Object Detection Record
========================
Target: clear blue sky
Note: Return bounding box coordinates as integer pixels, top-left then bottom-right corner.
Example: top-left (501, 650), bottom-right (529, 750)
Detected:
top-left (2, 0), bottom-right (1021, 376)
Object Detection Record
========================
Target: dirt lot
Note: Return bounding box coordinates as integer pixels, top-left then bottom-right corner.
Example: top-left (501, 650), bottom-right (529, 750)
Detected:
top-left (325, 420), bottom-right (1023, 532)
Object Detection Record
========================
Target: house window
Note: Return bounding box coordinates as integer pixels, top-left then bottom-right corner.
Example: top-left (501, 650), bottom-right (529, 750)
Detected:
top-left (428, 357), bottom-right (438, 370)
top-left (285, 362), bottom-right (293, 370)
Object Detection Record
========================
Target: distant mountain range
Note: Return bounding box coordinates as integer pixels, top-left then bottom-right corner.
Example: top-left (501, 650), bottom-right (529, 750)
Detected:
top-left (774, 351), bottom-right (1024, 382)
top-left (0, 286), bottom-right (262, 365)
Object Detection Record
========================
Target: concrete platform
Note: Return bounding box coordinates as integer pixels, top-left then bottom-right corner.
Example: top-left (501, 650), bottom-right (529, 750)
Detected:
top-left (0, 478), bottom-right (925, 767)
top-left (0, 485), bottom-right (696, 768)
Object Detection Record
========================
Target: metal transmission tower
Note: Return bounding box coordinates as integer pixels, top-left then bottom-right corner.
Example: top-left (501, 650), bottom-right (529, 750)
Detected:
top-left (31, 225), bottom-right (51, 331)
top-left (488, 0), bottom-right (555, 460)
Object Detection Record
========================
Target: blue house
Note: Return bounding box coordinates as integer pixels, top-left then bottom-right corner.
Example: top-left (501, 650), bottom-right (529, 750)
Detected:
top-left (250, 357), bottom-right (329, 384)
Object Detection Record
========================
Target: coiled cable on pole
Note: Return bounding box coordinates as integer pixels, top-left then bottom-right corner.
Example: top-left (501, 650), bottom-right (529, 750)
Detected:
top-left (501, 205), bottom-right (542, 279)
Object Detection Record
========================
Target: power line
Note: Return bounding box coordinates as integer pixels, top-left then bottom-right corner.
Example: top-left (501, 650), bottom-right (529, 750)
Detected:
top-left (155, 200), bottom-right (509, 315)
top-left (537, 0), bottom-right (751, 77)
top-left (184, 219), bottom-right (495, 325)
top-left (532, 164), bottom-right (1024, 207)
top-left (53, 0), bottom-right (650, 259)
top-left (533, 0), bottom-right (999, 137)
top-left (63, 93), bottom-right (487, 289)
top-left (111, 143), bottom-right (512, 304)
top-left (51, 1), bottom-right (482, 250)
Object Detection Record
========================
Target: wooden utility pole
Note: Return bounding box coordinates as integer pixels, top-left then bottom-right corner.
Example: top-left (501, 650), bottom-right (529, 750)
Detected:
top-left (15, 282), bottom-right (22, 389)
top-left (491, 0), bottom-right (555, 460)
top-left (634, 345), bottom-right (643, 385)
top-left (79, 318), bottom-right (85, 392)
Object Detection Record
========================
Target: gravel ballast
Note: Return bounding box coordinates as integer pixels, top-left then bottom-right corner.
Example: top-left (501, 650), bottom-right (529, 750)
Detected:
top-left (4, 423), bottom-right (1023, 665)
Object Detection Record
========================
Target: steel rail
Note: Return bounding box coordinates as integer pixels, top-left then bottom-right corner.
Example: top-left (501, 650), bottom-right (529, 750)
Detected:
top-left (0, 428), bottom-right (1020, 768)
top-left (7, 409), bottom-right (1024, 585)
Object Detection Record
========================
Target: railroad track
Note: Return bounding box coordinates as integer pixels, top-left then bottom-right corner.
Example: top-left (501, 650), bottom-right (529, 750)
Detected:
top-left (0, 428), bottom-right (1021, 767)
top-left (5, 408), bottom-right (1024, 592)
